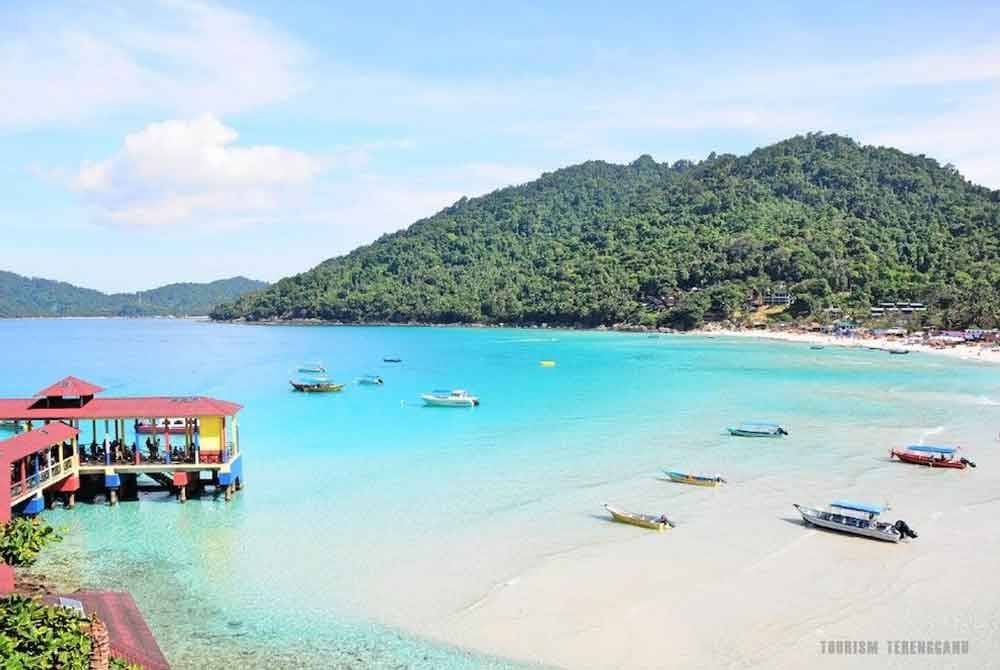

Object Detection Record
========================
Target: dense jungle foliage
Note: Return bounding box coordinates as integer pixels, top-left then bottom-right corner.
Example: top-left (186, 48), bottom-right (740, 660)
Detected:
top-left (212, 134), bottom-right (1000, 329)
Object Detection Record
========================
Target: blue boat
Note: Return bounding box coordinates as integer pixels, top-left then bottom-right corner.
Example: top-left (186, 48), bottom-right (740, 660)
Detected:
top-left (727, 421), bottom-right (788, 438)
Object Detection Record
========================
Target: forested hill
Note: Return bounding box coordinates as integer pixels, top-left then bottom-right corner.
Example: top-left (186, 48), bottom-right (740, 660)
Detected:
top-left (0, 273), bottom-right (267, 317)
top-left (211, 134), bottom-right (1000, 329)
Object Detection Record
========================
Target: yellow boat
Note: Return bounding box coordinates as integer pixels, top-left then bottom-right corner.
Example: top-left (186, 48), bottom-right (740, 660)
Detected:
top-left (540, 360), bottom-right (556, 367)
top-left (604, 504), bottom-right (674, 530)
top-left (664, 470), bottom-right (726, 487)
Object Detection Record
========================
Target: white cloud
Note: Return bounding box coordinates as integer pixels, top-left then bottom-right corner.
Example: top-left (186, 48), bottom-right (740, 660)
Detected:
top-left (73, 115), bottom-right (322, 227)
top-left (1, 0), bottom-right (307, 128)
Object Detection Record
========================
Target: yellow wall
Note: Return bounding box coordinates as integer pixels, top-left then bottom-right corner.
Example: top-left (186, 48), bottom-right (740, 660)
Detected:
top-left (199, 416), bottom-right (223, 454)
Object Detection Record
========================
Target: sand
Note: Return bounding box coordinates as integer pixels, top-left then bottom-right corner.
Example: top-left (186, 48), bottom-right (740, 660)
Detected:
top-left (403, 447), bottom-right (1000, 669)
top-left (697, 327), bottom-right (1000, 365)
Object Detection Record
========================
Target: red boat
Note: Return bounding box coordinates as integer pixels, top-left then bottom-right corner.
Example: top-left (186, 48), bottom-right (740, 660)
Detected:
top-left (890, 445), bottom-right (975, 469)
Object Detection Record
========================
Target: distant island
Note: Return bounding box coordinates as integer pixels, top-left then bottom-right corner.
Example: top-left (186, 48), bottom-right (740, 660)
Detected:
top-left (211, 133), bottom-right (1000, 330)
top-left (0, 273), bottom-right (267, 318)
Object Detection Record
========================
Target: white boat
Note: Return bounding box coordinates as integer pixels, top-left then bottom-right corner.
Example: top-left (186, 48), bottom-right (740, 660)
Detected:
top-left (727, 421), bottom-right (788, 438)
top-left (421, 389), bottom-right (479, 407)
top-left (794, 501), bottom-right (917, 543)
top-left (298, 362), bottom-right (326, 374)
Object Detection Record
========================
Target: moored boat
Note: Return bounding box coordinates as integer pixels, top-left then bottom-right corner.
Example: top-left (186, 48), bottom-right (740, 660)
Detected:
top-left (890, 445), bottom-right (975, 469)
top-left (358, 374), bottom-right (384, 385)
top-left (810, 345), bottom-right (825, 350)
top-left (290, 375), bottom-right (344, 392)
top-left (888, 348), bottom-right (910, 355)
top-left (383, 356), bottom-right (402, 363)
top-left (794, 500), bottom-right (917, 543)
top-left (727, 421), bottom-right (788, 438)
top-left (604, 504), bottom-right (674, 530)
top-left (421, 389), bottom-right (479, 407)
top-left (297, 362), bottom-right (326, 374)
top-left (664, 470), bottom-right (726, 487)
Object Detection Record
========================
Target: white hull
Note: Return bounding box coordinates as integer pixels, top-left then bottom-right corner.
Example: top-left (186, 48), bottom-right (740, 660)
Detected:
top-left (421, 395), bottom-right (477, 407)
top-left (795, 505), bottom-right (901, 542)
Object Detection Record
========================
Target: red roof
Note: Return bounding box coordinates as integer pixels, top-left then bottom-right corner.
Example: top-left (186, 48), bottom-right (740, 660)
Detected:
top-left (44, 591), bottom-right (170, 670)
top-left (0, 422), bottom-right (78, 463)
top-left (0, 396), bottom-right (242, 421)
top-left (36, 376), bottom-right (104, 398)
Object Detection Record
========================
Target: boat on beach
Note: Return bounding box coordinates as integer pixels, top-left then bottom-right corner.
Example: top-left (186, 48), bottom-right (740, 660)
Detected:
top-left (890, 445), bottom-right (975, 469)
top-left (421, 389), bottom-right (479, 407)
top-left (664, 470), bottom-right (726, 487)
top-left (358, 374), bottom-right (384, 385)
top-left (604, 504), bottom-right (674, 530)
top-left (727, 422), bottom-right (788, 437)
top-left (290, 375), bottom-right (344, 392)
top-left (794, 500), bottom-right (917, 543)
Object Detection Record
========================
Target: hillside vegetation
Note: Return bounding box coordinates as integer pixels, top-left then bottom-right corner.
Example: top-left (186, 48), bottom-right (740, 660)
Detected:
top-left (212, 134), bottom-right (1000, 329)
top-left (0, 273), bottom-right (267, 317)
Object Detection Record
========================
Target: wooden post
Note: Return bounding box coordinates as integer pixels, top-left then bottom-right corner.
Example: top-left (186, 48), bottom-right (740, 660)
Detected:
top-left (179, 485), bottom-right (187, 503)
top-left (108, 489), bottom-right (118, 506)
top-left (66, 492), bottom-right (76, 509)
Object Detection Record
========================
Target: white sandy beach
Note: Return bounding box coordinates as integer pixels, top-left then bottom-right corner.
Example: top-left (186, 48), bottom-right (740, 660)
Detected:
top-left (392, 436), bottom-right (1000, 670)
top-left (698, 327), bottom-right (1000, 365)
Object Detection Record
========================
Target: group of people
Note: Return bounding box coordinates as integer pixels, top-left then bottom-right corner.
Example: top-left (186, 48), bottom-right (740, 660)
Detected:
top-left (80, 437), bottom-right (195, 464)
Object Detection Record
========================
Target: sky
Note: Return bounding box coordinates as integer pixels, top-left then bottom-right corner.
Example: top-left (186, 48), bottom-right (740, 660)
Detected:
top-left (3, 0), bottom-right (999, 292)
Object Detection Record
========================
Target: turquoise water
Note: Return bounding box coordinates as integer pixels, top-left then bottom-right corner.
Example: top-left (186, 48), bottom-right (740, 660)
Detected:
top-left (3, 319), bottom-right (998, 669)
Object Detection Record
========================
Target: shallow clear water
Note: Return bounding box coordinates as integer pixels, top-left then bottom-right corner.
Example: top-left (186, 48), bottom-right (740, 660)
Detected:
top-left (3, 319), bottom-right (997, 669)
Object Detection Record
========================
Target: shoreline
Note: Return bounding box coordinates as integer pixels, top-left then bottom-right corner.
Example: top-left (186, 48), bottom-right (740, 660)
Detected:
top-left (696, 326), bottom-right (1000, 365)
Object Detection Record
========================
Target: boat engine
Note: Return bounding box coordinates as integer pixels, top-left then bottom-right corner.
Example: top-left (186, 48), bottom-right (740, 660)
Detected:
top-left (893, 520), bottom-right (918, 539)
top-left (960, 457), bottom-right (977, 468)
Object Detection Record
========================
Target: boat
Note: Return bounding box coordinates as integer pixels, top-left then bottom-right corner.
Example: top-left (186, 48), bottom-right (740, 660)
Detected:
top-left (421, 389), bottom-right (479, 407)
top-left (727, 422), bottom-right (788, 438)
top-left (135, 418), bottom-right (198, 434)
top-left (0, 419), bottom-right (23, 432)
top-left (664, 470), bottom-right (726, 487)
top-left (290, 375), bottom-right (344, 393)
top-left (810, 345), bottom-right (825, 350)
top-left (890, 445), bottom-right (975, 469)
top-left (888, 348), bottom-right (910, 355)
top-left (604, 504), bottom-right (674, 530)
top-left (794, 500), bottom-right (917, 543)
top-left (358, 374), bottom-right (384, 385)
top-left (539, 360), bottom-right (556, 367)
top-left (297, 362), bottom-right (326, 374)
top-left (383, 357), bottom-right (402, 363)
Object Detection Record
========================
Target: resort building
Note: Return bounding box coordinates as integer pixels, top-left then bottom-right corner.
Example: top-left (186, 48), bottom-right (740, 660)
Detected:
top-left (0, 376), bottom-right (244, 518)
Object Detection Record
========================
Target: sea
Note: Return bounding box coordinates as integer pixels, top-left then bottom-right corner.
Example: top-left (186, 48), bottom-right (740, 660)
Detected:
top-left (2, 318), bottom-right (997, 669)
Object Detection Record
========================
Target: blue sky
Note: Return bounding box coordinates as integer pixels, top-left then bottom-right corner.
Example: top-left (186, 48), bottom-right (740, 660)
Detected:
top-left (3, 0), bottom-right (998, 292)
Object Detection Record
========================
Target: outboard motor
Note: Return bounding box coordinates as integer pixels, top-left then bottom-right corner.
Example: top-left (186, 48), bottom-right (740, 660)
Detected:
top-left (960, 457), bottom-right (977, 468)
top-left (893, 520), bottom-right (918, 539)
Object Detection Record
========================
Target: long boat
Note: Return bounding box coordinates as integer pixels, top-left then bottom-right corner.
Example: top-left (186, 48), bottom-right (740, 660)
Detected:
top-left (290, 375), bottom-right (344, 392)
top-left (888, 348), bottom-right (910, 355)
top-left (421, 389), bottom-right (479, 407)
top-left (727, 422), bottom-right (788, 438)
top-left (664, 470), bottom-right (726, 487)
top-left (297, 362), bottom-right (326, 374)
top-left (604, 504), bottom-right (674, 530)
top-left (358, 375), bottom-right (384, 385)
top-left (794, 500), bottom-right (917, 543)
top-left (890, 445), bottom-right (975, 469)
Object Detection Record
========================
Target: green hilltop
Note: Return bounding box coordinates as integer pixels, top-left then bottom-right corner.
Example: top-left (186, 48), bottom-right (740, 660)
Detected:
top-left (212, 133), bottom-right (1000, 329)
top-left (0, 273), bottom-right (268, 318)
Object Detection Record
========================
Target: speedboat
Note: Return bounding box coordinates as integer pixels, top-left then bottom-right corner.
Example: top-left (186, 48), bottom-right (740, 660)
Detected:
top-left (794, 500), bottom-right (917, 543)
top-left (605, 504), bottom-right (674, 530)
top-left (135, 418), bottom-right (197, 434)
top-left (358, 374), bottom-right (384, 385)
top-left (297, 362), bottom-right (326, 374)
top-left (727, 422), bottom-right (788, 438)
top-left (664, 470), bottom-right (726, 487)
top-left (421, 389), bottom-right (479, 407)
top-left (890, 445), bottom-right (975, 469)
top-left (290, 374), bottom-right (344, 392)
